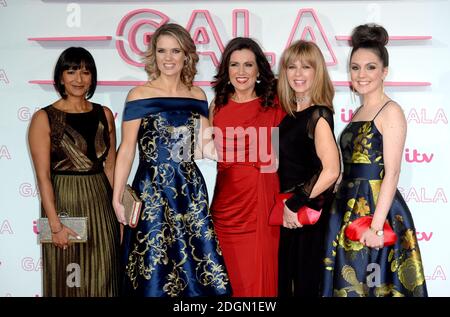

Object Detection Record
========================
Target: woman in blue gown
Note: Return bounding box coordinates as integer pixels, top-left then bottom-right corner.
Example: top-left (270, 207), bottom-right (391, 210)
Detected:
top-left (322, 24), bottom-right (427, 297)
top-left (112, 23), bottom-right (231, 297)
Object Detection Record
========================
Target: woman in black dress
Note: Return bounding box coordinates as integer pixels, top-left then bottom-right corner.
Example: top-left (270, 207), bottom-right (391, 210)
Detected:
top-left (276, 40), bottom-right (340, 296)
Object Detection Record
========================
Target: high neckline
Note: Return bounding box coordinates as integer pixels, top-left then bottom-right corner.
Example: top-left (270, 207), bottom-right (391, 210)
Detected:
top-left (51, 104), bottom-right (94, 114)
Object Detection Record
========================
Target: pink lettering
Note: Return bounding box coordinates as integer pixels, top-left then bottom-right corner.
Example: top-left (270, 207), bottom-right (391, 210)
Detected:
top-left (193, 27), bottom-right (210, 44)
top-left (285, 9), bottom-right (337, 66)
top-left (404, 148), bottom-right (434, 163)
top-left (232, 9), bottom-right (249, 37)
top-left (186, 10), bottom-right (224, 67)
top-left (264, 52), bottom-right (276, 68)
top-left (33, 220), bottom-right (39, 235)
top-left (340, 108), bottom-right (354, 123)
top-left (116, 9), bottom-right (169, 67)
top-left (416, 231), bottom-right (433, 241)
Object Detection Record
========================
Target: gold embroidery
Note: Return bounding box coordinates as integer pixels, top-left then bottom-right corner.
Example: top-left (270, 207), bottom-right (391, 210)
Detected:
top-left (125, 113), bottom-right (229, 294)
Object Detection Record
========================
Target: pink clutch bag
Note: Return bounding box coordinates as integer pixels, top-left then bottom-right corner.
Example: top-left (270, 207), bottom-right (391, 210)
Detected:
top-left (269, 193), bottom-right (322, 226)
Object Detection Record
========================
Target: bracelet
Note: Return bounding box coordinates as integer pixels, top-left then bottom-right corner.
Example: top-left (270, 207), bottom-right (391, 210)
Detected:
top-left (51, 224), bottom-right (64, 234)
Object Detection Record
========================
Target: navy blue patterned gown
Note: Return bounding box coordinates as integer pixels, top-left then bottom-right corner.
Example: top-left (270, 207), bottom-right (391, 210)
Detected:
top-left (322, 106), bottom-right (428, 297)
top-left (121, 97), bottom-right (231, 297)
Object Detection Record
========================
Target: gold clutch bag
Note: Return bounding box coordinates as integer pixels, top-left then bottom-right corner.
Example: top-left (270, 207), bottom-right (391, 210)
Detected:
top-left (38, 212), bottom-right (88, 243)
top-left (122, 184), bottom-right (142, 228)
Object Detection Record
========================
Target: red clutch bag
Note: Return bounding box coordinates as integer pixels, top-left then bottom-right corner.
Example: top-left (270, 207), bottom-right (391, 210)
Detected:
top-left (345, 216), bottom-right (397, 246)
top-left (269, 193), bottom-right (322, 226)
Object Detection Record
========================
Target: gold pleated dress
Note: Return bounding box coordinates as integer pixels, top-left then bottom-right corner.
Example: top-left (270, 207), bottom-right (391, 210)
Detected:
top-left (41, 104), bottom-right (120, 297)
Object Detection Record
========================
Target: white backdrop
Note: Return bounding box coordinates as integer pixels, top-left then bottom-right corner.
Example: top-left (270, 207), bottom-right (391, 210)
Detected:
top-left (0, 0), bottom-right (449, 297)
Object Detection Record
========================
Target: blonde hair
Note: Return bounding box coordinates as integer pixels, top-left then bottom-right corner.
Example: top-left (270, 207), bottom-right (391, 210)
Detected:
top-left (144, 23), bottom-right (199, 88)
top-left (277, 40), bottom-right (334, 116)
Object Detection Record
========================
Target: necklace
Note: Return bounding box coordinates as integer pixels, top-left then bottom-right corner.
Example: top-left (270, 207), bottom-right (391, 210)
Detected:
top-left (294, 95), bottom-right (311, 111)
top-left (295, 95), bottom-right (310, 104)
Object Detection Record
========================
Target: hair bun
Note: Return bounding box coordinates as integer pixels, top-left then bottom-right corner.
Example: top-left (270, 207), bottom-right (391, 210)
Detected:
top-left (351, 23), bottom-right (389, 48)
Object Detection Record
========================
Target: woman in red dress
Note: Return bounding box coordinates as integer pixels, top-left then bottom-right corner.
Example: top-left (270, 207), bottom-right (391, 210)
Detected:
top-left (209, 37), bottom-right (285, 296)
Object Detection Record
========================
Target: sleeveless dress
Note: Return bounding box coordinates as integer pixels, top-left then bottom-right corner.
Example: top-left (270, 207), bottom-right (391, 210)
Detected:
top-left (210, 98), bottom-right (285, 297)
top-left (322, 102), bottom-right (428, 297)
top-left (121, 97), bottom-right (231, 297)
top-left (42, 103), bottom-right (120, 297)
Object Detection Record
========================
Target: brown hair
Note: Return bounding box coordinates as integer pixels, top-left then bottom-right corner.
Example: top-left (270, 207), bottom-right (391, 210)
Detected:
top-left (277, 40), bottom-right (334, 116)
top-left (212, 37), bottom-right (277, 109)
top-left (350, 23), bottom-right (389, 67)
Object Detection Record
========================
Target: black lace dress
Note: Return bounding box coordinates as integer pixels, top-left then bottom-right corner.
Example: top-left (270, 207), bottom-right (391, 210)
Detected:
top-left (277, 105), bottom-right (338, 296)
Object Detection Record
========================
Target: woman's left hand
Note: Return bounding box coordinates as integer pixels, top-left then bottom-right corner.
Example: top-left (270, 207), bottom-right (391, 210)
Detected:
top-left (360, 228), bottom-right (384, 249)
top-left (282, 199), bottom-right (303, 229)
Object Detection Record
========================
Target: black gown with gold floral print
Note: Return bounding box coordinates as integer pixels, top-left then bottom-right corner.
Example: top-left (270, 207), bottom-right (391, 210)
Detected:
top-left (322, 104), bottom-right (428, 297)
top-left (121, 97), bottom-right (231, 297)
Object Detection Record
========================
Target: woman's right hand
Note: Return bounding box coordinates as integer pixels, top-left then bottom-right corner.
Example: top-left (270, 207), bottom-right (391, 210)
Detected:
top-left (51, 225), bottom-right (81, 250)
top-left (113, 200), bottom-right (127, 226)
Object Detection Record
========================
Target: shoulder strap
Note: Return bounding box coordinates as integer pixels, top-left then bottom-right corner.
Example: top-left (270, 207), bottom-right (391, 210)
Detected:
top-left (372, 100), bottom-right (393, 121)
top-left (350, 105), bottom-right (364, 122)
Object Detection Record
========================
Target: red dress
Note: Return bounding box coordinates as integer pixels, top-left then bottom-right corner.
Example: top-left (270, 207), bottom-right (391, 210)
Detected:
top-left (211, 98), bottom-right (285, 297)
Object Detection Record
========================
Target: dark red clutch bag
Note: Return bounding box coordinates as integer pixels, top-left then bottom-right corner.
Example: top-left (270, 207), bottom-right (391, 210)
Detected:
top-left (345, 216), bottom-right (397, 246)
top-left (269, 193), bottom-right (322, 226)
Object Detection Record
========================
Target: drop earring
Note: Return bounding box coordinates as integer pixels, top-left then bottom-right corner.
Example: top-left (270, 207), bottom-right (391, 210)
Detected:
top-left (256, 76), bottom-right (261, 84)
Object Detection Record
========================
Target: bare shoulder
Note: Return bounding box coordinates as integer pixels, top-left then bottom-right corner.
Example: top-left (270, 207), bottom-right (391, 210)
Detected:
top-left (30, 109), bottom-right (49, 125)
top-left (209, 98), bottom-right (216, 116)
top-left (126, 84), bottom-right (157, 102)
top-left (190, 86), bottom-right (207, 101)
top-left (209, 97), bottom-right (216, 109)
top-left (381, 101), bottom-right (406, 122)
top-left (101, 105), bottom-right (114, 119)
top-left (29, 109), bottom-right (50, 136)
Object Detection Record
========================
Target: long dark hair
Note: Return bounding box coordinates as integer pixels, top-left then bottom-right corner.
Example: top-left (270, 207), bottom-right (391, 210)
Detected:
top-left (212, 37), bottom-right (276, 109)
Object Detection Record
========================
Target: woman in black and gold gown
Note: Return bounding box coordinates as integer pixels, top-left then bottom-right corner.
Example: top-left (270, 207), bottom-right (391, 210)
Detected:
top-left (322, 24), bottom-right (427, 297)
top-left (113, 23), bottom-right (230, 297)
top-left (28, 47), bottom-right (120, 296)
